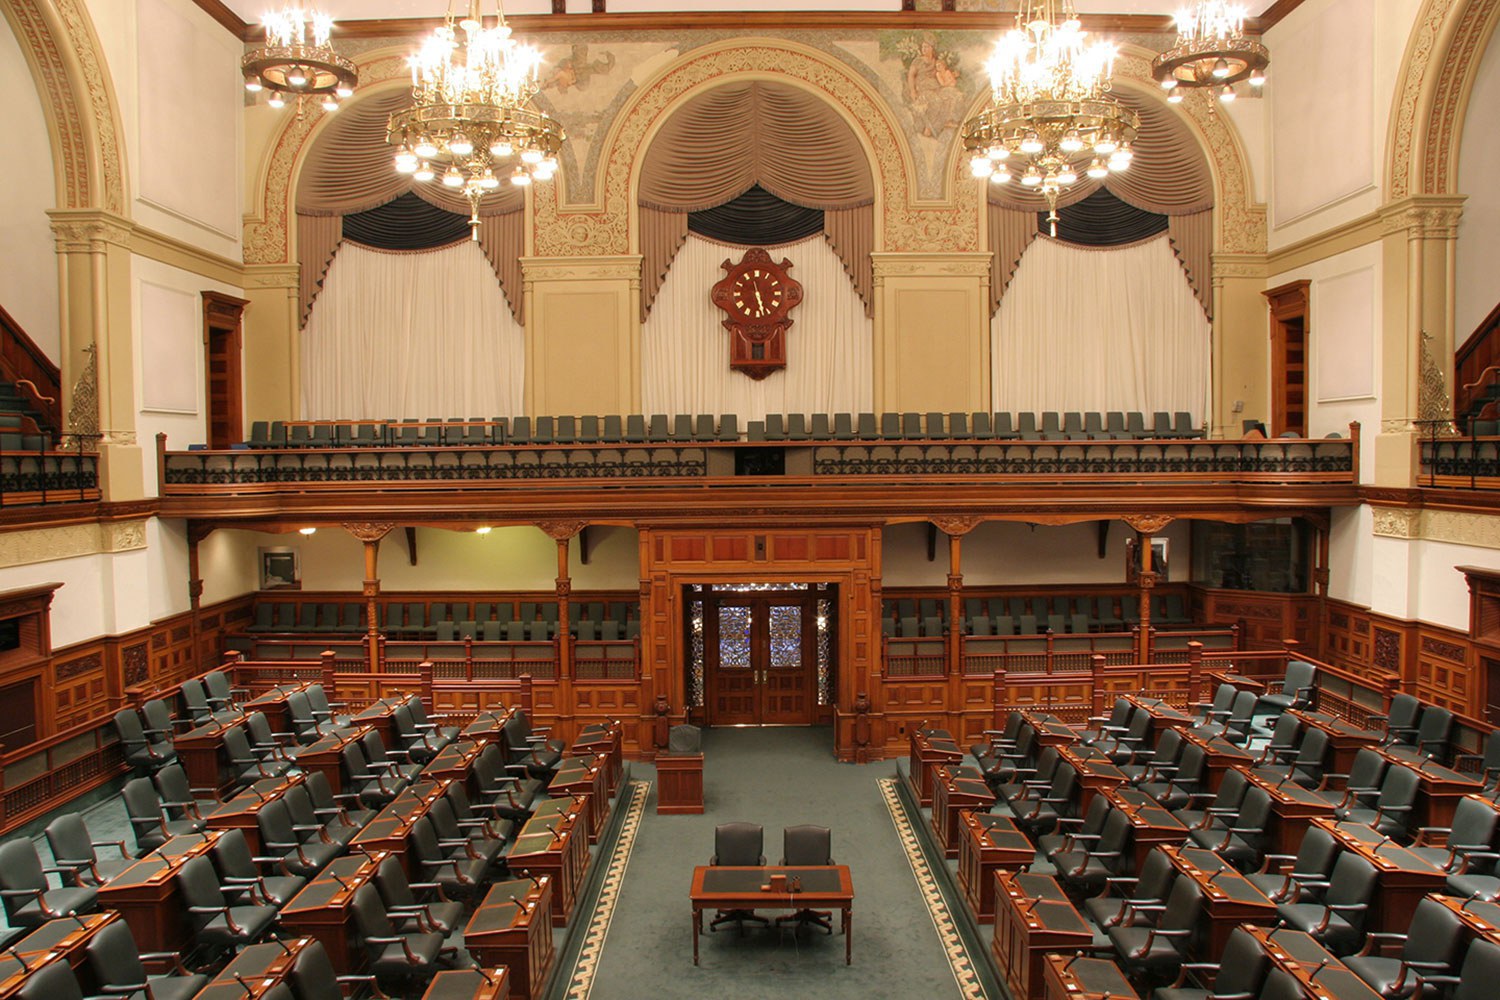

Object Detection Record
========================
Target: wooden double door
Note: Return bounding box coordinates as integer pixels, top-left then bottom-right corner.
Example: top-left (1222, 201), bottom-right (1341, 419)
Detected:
top-left (705, 591), bottom-right (819, 726)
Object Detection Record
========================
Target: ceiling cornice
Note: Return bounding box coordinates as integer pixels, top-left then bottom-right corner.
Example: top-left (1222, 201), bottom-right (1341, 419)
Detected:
top-left (196, 7), bottom-right (1291, 43)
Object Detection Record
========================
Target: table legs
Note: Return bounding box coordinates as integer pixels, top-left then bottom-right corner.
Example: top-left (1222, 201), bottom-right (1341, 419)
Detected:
top-left (693, 908), bottom-right (700, 965)
top-left (844, 907), bottom-right (852, 965)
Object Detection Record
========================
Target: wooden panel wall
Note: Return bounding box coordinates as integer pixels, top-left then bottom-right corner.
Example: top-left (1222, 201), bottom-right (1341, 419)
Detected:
top-left (1196, 588), bottom-right (1318, 648)
top-left (1322, 598), bottom-right (1481, 717)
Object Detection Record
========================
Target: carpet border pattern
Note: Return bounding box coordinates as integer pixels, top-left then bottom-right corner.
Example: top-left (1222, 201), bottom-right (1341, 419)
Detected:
top-left (878, 776), bottom-right (987, 1000)
top-left (562, 779), bottom-right (649, 1000)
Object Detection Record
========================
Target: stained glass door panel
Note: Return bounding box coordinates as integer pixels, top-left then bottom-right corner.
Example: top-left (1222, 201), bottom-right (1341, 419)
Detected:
top-left (708, 603), bottom-right (758, 725)
top-left (762, 604), bottom-right (814, 724)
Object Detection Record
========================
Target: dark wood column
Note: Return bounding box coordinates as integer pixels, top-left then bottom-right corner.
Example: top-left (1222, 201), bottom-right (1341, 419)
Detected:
top-left (344, 521), bottom-right (395, 672)
top-left (1124, 514), bottom-right (1173, 662)
top-left (539, 520), bottom-right (585, 699)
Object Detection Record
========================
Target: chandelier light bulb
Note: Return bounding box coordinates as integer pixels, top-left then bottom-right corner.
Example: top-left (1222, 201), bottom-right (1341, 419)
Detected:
top-left (268, 94), bottom-right (285, 109)
top-left (987, 144), bottom-right (1009, 161)
top-left (414, 162), bottom-right (435, 182)
top-left (1249, 68), bottom-right (1266, 86)
top-left (1160, 77), bottom-right (1177, 90)
top-left (1020, 132), bottom-right (1044, 154)
top-left (534, 167), bottom-right (556, 183)
top-left (1109, 147), bottom-right (1133, 171)
top-left (1057, 166), bottom-right (1078, 185)
top-left (1211, 57), bottom-right (1231, 79)
top-left (1168, 89), bottom-right (1186, 103)
top-left (971, 156), bottom-right (995, 178)
top-left (1219, 86), bottom-right (1236, 103)
top-left (245, 78), bottom-right (263, 93)
top-left (448, 132), bottom-right (474, 156)
top-left (479, 168), bottom-right (500, 189)
top-left (1021, 167), bottom-right (1042, 187)
top-left (490, 140), bottom-right (515, 158)
top-left (1060, 129), bottom-right (1084, 153)
top-left (1087, 158), bottom-right (1109, 179)
top-left (521, 148), bottom-right (544, 165)
top-left (394, 146), bottom-right (418, 173)
top-left (540, 156), bottom-right (558, 173)
top-left (442, 165), bottom-right (464, 187)
top-left (414, 137), bottom-right (439, 159)
top-left (288, 70), bottom-right (308, 87)
top-left (990, 168), bottom-right (1012, 184)
top-left (336, 84), bottom-right (353, 98)
top-left (322, 97), bottom-right (339, 112)
top-left (1094, 135), bottom-right (1118, 155)
top-left (510, 168), bottom-right (532, 187)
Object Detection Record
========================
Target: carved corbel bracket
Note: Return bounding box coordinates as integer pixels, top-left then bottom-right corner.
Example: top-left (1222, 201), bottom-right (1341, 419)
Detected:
top-left (344, 521), bottom-right (396, 543)
top-left (1122, 514), bottom-right (1174, 535)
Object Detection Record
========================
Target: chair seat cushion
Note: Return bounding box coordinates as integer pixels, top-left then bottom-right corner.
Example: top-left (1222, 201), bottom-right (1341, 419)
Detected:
top-left (1275, 903), bottom-right (1362, 954)
top-left (1108, 926), bottom-right (1187, 970)
top-left (1341, 955), bottom-right (1413, 997)
top-left (14, 886), bottom-right (98, 925)
top-left (140, 975), bottom-right (212, 1000)
top-left (372, 932), bottom-right (446, 976)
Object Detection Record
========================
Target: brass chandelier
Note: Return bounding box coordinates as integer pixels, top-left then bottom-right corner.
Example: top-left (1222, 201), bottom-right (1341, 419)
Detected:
top-left (1152, 1), bottom-right (1269, 105)
top-left (962, 0), bottom-right (1139, 236)
top-left (242, 7), bottom-right (356, 114)
top-left (388, 0), bottom-right (565, 239)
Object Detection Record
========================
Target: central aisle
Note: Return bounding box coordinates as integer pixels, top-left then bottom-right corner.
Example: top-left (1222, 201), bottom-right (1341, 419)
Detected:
top-left (564, 727), bottom-right (976, 999)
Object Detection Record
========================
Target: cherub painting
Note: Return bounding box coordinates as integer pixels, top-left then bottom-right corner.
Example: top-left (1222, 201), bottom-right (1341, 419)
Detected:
top-left (892, 32), bottom-right (966, 140)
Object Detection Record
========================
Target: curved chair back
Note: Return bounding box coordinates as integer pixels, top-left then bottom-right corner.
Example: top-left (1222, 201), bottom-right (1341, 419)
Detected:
top-left (782, 825), bottom-right (832, 866)
top-left (713, 822), bottom-right (765, 866)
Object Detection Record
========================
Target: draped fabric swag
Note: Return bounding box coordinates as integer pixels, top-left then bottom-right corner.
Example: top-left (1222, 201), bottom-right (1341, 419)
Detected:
top-left (987, 90), bottom-right (1215, 317)
top-left (991, 234), bottom-right (1209, 420)
top-left (295, 90), bottom-right (525, 325)
top-left (642, 233), bottom-right (872, 421)
top-left (638, 81), bottom-right (875, 319)
top-left (301, 241), bottom-right (524, 420)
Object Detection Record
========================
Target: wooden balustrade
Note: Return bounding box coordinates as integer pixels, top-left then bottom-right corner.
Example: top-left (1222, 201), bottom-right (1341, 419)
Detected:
top-left (0, 302), bottom-right (61, 435)
top-left (0, 718), bottom-right (124, 832)
top-left (1455, 300), bottom-right (1500, 421)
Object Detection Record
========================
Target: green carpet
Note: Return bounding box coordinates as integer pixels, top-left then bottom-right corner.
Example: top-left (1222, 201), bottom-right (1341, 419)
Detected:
top-left (560, 727), bottom-right (987, 999)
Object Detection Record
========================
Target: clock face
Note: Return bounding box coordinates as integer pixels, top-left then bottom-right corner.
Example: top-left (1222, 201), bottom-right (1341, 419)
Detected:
top-left (729, 268), bottom-right (787, 320)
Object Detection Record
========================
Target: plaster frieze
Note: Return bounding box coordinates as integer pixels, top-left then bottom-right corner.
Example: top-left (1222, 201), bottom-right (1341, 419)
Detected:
top-left (520, 256), bottom-right (644, 284)
top-left (870, 252), bottom-right (993, 279)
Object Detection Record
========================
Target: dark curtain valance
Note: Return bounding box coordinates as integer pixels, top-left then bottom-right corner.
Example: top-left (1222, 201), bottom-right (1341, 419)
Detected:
top-left (1045, 188), bottom-right (1169, 247)
top-left (343, 192), bottom-right (472, 250)
top-left (687, 185), bottom-right (825, 245)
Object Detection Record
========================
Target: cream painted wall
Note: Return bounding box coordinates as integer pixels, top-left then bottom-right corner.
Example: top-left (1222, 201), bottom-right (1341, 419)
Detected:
top-left (1266, 0), bottom-right (1423, 250)
top-left (1327, 504), bottom-right (1373, 610)
top-left (1411, 538), bottom-right (1500, 631)
top-left (229, 525), bottom-right (641, 593)
top-left (1455, 26), bottom-right (1500, 342)
top-left (882, 519), bottom-right (1192, 589)
top-left (132, 255), bottom-right (246, 488)
top-left (0, 20), bottom-right (61, 361)
top-left (83, 0), bottom-right (244, 257)
top-left (1267, 242), bottom-right (1382, 484)
top-left (200, 529), bottom-right (263, 606)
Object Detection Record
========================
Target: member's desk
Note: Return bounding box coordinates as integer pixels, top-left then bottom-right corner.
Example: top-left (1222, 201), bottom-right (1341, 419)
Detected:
top-left (548, 751), bottom-right (608, 843)
top-left (655, 750), bottom-right (703, 815)
top-left (571, 719), bottom-right (623, 796)
top-left (1178, 729), bottom-right (1256, 792)
top-left (1311, 817), bottom-right (1448, 932)
top-left (1373, 747), bottom-right (1483, 828)
top-left (350, 696), bottom-right (406, 748)
top-left (97, 830), bottom-right (223, 951)
top-left (191, 937), bottom-right (311, 1000)
top-left (909, 727), bottom-right (963, 807)
top-left (420, 737), bottom-right (488, 784)
top-left (463, 877), bottom-right (554, 1000)
top-left (1123, 695), bottom-right (1195, 739)
top-left (1158, 845), bottom-right (1279, 961)
top-left (1042, 953), bottom-right (1140, 1000)
top-left (1101, 786), bottom-right (1188, 871)
top-left (1240, 766), bottom-right (1340, 855)
top-left (507, 809), bottom-right (586, 927)
top-left (689, 866), bottom-right (852, 965)
top-left (1056, 746), bottom-right (1129, 814)
top-left (349, 779), bottom-right (451, 874)
top-left (1203, 670), bottom-right (1267, 696)
top-left (1433, 892), bottom-right (1500, 946)
top-left (294, 725), bottom-right (371, 795)
top-left (203, 773), bottom-right (305, 852)
top-left (933, 764), bottom-right (996, 859)
top-left (1023, 712), bottom-right (1081, 750)
top-left (174, 717), bottom-right (245, 798)
top-left (241, 681), bottom-right (313, 735)
top-left (958, 811), bottom-right (1036, 923)
top-left (0, 913), bottom-right (120, 998)
top-left (992, 870), bottom-right (1093, 1000)
top-left (421, 968), bottom-right (511, 1000)
top-left (277, 851), bottom-right (386, 973)
top-left (1289, 710), bottom-right (1385, 776)
top-left (1246, 924), bottom-right (1384, 1000)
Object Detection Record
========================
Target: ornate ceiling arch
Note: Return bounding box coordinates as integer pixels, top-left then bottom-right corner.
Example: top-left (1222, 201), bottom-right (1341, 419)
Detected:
top-left (1388, 0), bottom-right (1500, 200)
top-left (0, 0), bottom-right (125, 214)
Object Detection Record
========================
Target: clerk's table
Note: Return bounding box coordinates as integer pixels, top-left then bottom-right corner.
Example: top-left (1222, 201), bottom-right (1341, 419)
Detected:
top-left (689, 866), bottom-right (853, 965)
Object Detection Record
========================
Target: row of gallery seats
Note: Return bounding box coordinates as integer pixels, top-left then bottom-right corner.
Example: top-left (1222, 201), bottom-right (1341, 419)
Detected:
top-left (920, 660), bottom-right (1500, 1000)
top-left (246, 598), bottom-right (639, 639)
top-left (882, 593), bottom-right (1192, 637)
top-left (239, 410), bottom-right (1207, 450)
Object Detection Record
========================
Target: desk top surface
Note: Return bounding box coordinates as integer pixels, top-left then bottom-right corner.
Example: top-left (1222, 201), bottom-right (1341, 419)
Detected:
top-left (690, 866), bottom-right (852, 902)
top-left (1104, 786), bottom-right (1187, 830)
top-left (1251, 926), bottom-right (1383, 1000)
top-left (100, 831), bottom-right (221, 890)
top-left (1290, 710), bottom-right (1384, 741)
top-left (280, 851), bottom-right (385, 914)
top-left (243, 682), bottom-right (312, 708)
top-left (1311, 818), bottom-right (1449, 875)
top-left (1162, 845), bottom-right (1277, 906)
top-left (193, 938), bottom-right (309, 1000)
top-left (1125, 695), bottom-right (1194, 722)
top-left (1376, 747), bottom-right (1482, 787)
top-left (465, 877), bottom-right (551, 935)
top-left (421, 968), bottom-right (510, 1000)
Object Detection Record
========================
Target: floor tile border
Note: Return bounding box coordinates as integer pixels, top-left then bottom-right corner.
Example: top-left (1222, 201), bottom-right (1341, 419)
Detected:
top-left (562, 779), bottom-right (649, 1000)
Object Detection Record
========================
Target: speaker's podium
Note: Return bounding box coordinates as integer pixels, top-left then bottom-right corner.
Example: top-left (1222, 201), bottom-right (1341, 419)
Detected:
top-left (657, 724), bottom-right (703, 814)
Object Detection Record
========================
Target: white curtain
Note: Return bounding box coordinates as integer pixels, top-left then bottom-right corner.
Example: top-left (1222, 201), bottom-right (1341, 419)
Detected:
top-left (642, 233), bottom-right (873, 420)
top-left (992, 234), bottom-right (1210, 420)
top-left (301, 241), bottom-right (525, 420)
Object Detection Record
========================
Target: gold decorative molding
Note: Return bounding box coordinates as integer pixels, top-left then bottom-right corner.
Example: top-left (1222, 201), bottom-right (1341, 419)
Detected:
top-left (241, 264), bottom-right (300, 289)
top-left (1372, 508), bottom-right (1420, 539)
top-left (1379, 196), bottom-right (1466, 239)
top-left (1123, 513), bottom-right (1174, 534)
top-left (48, 209), bottom-right (132, 252)
top-left (1418, 330), bottom-right (1456, 428)
top-left (1210, 253), bottom-right (1267, 282)
top-left (871, 253), bottom-right (993, 279)
top-left (1265, 212), bottom-right (1384, 276)
top-left (520, 256), bottom-right (643, 284)
top-left (342, 521), bottom-right (396, 542)
top-left (64, 343), bottom-right (98, 447)
top-left (0, 519), bottom-right (146, 569)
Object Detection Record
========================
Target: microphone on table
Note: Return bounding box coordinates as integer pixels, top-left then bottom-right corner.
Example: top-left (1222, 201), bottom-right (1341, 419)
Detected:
top-left (6, 948), bottom-right (32, 972)
top-left (232, 973), bottom-right (255, 997)
top-left (1064, 952), bottom-right (1084, 972)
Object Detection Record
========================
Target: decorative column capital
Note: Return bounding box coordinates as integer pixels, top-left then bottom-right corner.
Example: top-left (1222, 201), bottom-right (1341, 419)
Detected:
top-left (538, 519), bottom-right (587, 541)
top-left (1379, 195), bottom-right (1466, 240)
top-left (931, 515), bottom-right (984, 536)
top-left (48, 209), bottom-right (132, 253)
top-left (1123, 514), bottom-right (1174, 534)
top-left (343, 521), bottom-right (396, 543)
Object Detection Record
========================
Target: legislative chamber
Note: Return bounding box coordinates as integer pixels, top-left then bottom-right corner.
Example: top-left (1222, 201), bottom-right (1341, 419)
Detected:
top-left (0, 0), bottom-right (1497, 996)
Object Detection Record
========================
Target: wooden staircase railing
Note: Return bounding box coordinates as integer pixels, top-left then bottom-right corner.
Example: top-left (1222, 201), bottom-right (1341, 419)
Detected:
top-left (1454, 300), bottom-right (1500, 422)
top-left (0, 303), bottom-right (60, 436)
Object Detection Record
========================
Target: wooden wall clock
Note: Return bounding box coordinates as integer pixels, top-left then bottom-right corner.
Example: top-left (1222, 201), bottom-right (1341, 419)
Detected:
top-left (710, 247), bottom-right (803, 380)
